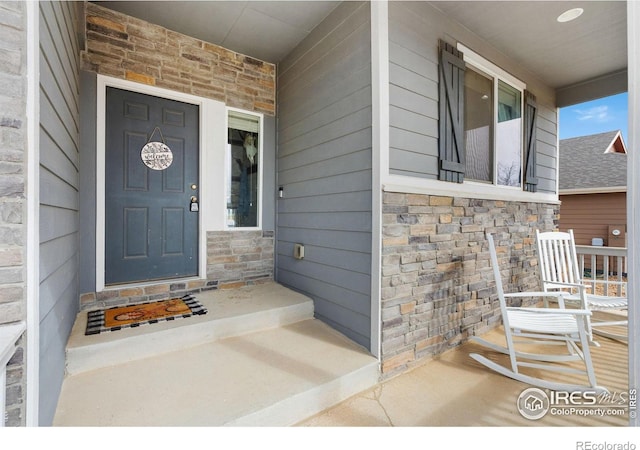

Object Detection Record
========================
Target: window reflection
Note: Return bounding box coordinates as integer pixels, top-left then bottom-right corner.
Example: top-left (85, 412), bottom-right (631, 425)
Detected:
top-left (464, 67), bottom-right (494, 183)
top-left (496, 80), bottom-right (522, 187)
top-left (227, 111), bottom-right (260, 228)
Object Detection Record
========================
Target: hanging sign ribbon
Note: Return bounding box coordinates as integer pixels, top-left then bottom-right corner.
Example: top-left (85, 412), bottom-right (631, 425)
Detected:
top-left (141, 127), bottom-right (173, 170)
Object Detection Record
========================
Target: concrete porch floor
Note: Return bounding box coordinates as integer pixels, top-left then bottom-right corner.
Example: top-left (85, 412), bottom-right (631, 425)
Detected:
top-left (299, 318), bottom-right (629, 427)
top-left (53, 283), bottom-right (630, 427)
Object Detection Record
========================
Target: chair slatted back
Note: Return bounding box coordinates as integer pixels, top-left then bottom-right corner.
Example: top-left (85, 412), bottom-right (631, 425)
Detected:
top-left (536, 230), bottom-right (581, 291)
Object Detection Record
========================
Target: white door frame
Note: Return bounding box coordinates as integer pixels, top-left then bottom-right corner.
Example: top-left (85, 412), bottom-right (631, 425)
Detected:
top-left (95, 75), bottom-right (226, 291)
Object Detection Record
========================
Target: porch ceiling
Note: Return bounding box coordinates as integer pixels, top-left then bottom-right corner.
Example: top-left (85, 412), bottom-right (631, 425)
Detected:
top-left (431, 1), bottom-right (627, 104)
top-left (94, 1), bottom-right (627, 102)
top-left (92, 1), bottom-right (341, 63)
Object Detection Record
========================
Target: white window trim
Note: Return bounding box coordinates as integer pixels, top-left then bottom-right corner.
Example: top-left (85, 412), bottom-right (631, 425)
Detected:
top-left (384, 174), bottom-right (559, 205)
top-left (458, 43), bottom-right (526, 91)
top-left (458, 43), bottom-right (526, 189)
top-left (224, 106), bottom-right (264, 231)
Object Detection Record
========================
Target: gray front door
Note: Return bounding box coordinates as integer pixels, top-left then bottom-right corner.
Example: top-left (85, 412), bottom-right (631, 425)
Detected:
top-left (105, 87), bottom-right (199, 285)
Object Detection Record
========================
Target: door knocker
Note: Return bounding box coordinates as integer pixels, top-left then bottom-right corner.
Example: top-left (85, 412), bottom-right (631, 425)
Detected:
top-left (141, 127), bottom-right (173, 170)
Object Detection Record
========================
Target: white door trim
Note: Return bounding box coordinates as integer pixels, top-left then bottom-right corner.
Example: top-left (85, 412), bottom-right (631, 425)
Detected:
top-left (95, 75), bottom-right (226, 291)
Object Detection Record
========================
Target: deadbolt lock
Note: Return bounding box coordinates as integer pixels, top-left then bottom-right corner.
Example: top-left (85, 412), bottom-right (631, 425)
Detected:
top-left (190, 196), bottom-right (199, 212)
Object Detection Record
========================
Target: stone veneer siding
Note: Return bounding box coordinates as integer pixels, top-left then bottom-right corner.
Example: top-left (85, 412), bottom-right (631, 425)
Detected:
top-left (380, 191), bottom-right (559, 377)
top-left (0, 1), bottom-right (27, 426)
top-left (81, 2), bottom-right (275, 116)
top-left (80, 230), bottom-right (274, 310)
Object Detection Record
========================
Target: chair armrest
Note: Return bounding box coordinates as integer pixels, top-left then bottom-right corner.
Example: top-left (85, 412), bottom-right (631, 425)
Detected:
top-left (507, 307), bottom-right (592, 316)
top-left (542, 280), bottom-right (588, 290)
top-left (505, 291), bottom-right (569, 308)
top-left (504, 292), bottom-right (564, 299)
top-left (582, 278), bottom-right (627, 285)
top-left (586, 293), bottom-right (628, 301)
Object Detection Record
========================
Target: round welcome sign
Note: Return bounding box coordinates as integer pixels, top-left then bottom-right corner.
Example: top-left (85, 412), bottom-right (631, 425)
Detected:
top-left (141, 141), bottom-right (173, 170)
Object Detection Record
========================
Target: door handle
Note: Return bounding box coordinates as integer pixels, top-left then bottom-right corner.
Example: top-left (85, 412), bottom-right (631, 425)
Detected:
top-left (190, 196), bottom-right (199, 212)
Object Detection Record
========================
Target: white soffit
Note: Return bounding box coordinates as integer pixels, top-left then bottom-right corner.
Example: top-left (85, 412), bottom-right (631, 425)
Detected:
top-left (429, 1), bottom-right (627, 91)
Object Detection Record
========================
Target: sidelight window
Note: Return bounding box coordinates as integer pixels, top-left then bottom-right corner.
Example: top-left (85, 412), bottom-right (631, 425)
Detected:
top-left (226, 110), bottom-right (261, 228)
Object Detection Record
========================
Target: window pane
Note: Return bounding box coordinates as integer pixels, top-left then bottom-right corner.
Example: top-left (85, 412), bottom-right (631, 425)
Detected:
top-left (227, 112), bottom-right (259, 227)
top-left (464, 68), bottom-right (493, 182)
top-left (496, 80), bottom-right (522, 187)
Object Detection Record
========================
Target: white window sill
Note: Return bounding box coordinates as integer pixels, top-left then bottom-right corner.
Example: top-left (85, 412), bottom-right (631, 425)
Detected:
top-left (383, 174), bottom-right (559, 204)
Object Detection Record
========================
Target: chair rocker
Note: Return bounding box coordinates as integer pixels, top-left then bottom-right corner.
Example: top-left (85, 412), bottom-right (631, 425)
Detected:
top-left (470, 234), bottom-right (606, 393)
top-left (536, 230), bottom-right (628, 344)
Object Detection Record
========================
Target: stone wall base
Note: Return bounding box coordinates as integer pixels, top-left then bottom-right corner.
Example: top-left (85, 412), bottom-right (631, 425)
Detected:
top-left (380, 191), bottom-right (559, 378)
top-left (80, 230), bottom-right (274, 310)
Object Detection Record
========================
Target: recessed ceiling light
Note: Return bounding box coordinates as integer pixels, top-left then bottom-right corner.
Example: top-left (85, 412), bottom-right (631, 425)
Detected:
top-left (557, 8), bottom-right (584, 23)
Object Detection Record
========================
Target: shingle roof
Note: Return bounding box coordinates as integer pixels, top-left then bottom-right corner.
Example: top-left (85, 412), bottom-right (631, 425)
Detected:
top-left (558, 130), bottom-right (627, 191)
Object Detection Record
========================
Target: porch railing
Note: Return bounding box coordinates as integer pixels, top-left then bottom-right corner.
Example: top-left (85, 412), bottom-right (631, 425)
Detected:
top-left (575, 245), bottom-right (627, 297)
top-left (0, 322), bottom-right (25, 427)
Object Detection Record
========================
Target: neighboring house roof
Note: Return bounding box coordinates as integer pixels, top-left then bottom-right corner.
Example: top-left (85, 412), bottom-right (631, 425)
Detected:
top-left (559, 130), bottom-right (627, 193)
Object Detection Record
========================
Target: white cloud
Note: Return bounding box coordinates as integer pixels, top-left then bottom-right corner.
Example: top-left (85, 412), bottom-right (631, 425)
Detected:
top-left (573, 105), bottom-right (611, 122)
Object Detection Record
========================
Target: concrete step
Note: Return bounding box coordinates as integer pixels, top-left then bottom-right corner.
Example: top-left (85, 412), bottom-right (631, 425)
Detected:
top-left (54, 318), bottom-right (379, 426)
top-left (65, 282), bottom-right (315, 375)
top-left (56, 282), bottom-right (380, 426)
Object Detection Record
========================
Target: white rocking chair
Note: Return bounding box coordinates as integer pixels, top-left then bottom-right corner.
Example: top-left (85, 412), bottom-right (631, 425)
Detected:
top-left (536, 229), bottom-right (628, 344)
top-left (470, 234), bottom-right (605, 393)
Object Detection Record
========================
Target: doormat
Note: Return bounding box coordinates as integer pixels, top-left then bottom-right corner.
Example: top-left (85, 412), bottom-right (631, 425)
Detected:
top-left (85, 295), bottom-right (207, 335)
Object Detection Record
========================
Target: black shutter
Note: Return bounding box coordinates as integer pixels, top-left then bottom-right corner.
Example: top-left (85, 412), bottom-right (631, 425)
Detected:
top-left (438, 39), bottom-right (466, 183)
top-left (523, 90), bottom-right (538, 192)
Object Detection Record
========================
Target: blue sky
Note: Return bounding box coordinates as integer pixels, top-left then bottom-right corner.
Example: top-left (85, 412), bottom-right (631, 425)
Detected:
top-left (559, 92), bottom-right (628, 142)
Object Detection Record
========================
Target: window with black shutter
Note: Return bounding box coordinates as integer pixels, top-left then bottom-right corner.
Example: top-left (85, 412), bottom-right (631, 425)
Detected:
top-left (438, 39), bottom-right (466, 183)
top-left (438, 41), bottom-right (537, 193)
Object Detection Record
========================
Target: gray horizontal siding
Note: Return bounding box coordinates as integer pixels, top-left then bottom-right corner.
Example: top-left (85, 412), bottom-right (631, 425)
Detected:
top-left (278, 211), bottom-right (372, 232)
top-left (276, 1), bottom-right (373, 350)
top-left (388, 1), bottom-right (559, 193)
top-left (279, 127), bottom-right (371, 173)
top-left (278, 1), bottom-right (368, 90)
top-left (278, 86), bottom-right (371, 145)
top-left (388, 2), bottom-right (440, 179)
top-left (38, 0), bottom-right (80, 426)
top-left (390, 84), bottom-right (438, 119)
top-left (40, 205), bottom-right (76, 243)
top-left (277, 227), bottom-right (371, 253)
top-left (276, 270), bottom-right (372, 342)
top-left (39, 167), bottom-right (78, 209)
top-left (39, 233), bottom-right (77, 284)
top-left (279, 64), bottom-right (371, 132)
top-left (279, 148), bottom-right (372, 186)
top-left (278, 190), bottom-right (372, 213)
top-left (279, 106), bottom-right (372, 159)
top-left (279, 168), bottom-right (371, 198)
